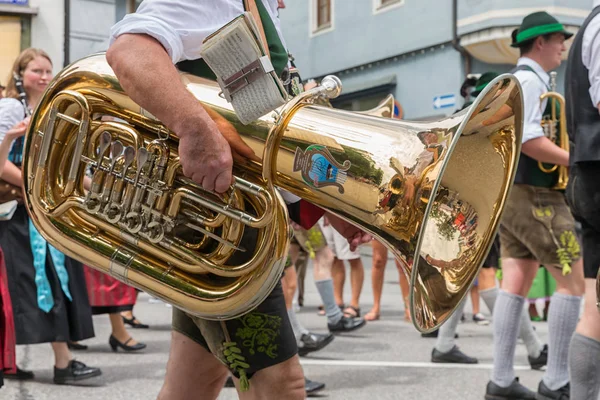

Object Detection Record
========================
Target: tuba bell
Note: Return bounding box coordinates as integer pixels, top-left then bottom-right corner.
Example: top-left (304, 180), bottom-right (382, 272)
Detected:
top-left (23, 53), bottom-right (523, 332)
top-left (538, 71), bottom-right (569, 190)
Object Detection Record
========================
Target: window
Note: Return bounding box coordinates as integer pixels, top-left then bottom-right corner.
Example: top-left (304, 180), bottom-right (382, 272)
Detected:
top-left (373, 0), bottom-right (404, 14)
top-left (310, 0), bottom-right (334, 36)
top-left (317, 0), bottom-right (331, 30)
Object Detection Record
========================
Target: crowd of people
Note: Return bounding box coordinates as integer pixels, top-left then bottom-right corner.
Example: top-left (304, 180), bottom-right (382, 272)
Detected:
top-left (0, 0), bottom-right (599, 399)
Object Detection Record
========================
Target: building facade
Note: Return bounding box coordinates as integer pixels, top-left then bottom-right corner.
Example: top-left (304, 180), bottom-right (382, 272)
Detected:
top-left (279, 0), bottom-right (594, 119)
top-left (1, 0), bottom-right (594, 118)
top-left (0, 0), bottom-right (136, 85)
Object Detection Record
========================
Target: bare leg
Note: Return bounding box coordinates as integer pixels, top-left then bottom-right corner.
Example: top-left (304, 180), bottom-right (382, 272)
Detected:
top-left (477, 267), bottom-right (497, 291)
top-left (331, 258), bottom-right (345, 307)
top-left (395, 260), bottom-right (411, 321)
top-left (575, 279), bottom-right (600, 341)
top-left (282, 267), bottom-right (298, 310)
top-left (348, 258), bottom-right (364, 311)
top-left (312, 246), bottom-right (334, 282)
top-left (109, 313), bottom-right (140, 345)
top-left (51, 342), bottom-right (72, 369)
top-left (470, 284), bottom-right (480, 315)
top-left (234, 355), bottom-right (306, 400)
top-left (366, 240), bottom-right (387, 320)
top-left (157, 331), bottom-right (229, 400)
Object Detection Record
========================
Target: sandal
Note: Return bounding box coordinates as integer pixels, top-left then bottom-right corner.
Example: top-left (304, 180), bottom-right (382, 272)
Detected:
top-left (364, 310), bottom-right (380, 321)
top-left (317, 305), bottom-right (326, 316)
top-left (343, 305), bottom-right (361, 318)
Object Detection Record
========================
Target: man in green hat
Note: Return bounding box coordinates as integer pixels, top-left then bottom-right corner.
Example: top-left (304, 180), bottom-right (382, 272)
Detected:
top-left (485, 11), bottom-right (585, 400)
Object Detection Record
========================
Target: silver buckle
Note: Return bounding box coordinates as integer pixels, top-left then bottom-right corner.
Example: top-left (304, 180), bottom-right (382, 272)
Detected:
top-left (219, 56), bottom-right (274, 102)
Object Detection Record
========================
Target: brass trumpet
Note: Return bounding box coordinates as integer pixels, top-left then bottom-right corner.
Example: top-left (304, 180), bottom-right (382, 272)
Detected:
top-left (539, 71), bottom-right (569, 190)
top-left (23, 53), bottom-right (523, 332)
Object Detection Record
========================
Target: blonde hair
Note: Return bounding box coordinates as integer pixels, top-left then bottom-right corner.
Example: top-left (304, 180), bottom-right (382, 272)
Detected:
top-left (5, 48), bottom-right (52, 99)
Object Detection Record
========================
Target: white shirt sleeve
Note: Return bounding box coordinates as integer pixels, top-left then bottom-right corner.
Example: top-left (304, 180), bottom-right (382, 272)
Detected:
top-left (109, 0), bottom-right (245, 64)
top-left (0, 98), bottom-right (26, 144)
top-left (517, 75), bottom-right (546, 143)
top-left (582, 14), bottom-right (600, 109)
top-left (278, 189), bottom-right (301, 204)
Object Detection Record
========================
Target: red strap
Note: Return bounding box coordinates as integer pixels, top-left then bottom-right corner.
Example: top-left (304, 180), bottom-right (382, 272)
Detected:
top-left (299, 200), bottom-right (325, 230)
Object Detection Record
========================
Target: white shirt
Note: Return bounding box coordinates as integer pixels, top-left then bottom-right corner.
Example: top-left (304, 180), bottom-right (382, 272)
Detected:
top-left (582, 0), bottom-right (600, 109)
top-left (110, 1), bottom-right (302, 206)
top-left (512, 57), bottom-right (550, 144)
top-left (0, 98), bottom-right (26, 144)
top-left (109, 0), bottom-right (287, 65)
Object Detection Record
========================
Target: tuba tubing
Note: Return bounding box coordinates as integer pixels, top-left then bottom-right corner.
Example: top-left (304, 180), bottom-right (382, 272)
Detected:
top-left (23, 53), bottom-right (523, 331)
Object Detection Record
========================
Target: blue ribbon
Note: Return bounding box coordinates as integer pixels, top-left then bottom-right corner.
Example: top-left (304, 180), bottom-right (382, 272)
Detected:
top-left (28, 220), bottom-right (72, 312)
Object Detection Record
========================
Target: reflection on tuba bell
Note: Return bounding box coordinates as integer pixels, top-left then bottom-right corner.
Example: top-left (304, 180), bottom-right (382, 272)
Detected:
top-left (23, 53), bottom-right (523, 332)
top-left (539, 71), bottom-right (569, 190)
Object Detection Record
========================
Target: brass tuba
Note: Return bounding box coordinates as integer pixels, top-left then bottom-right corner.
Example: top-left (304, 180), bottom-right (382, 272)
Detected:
top-left (23, 54), bottom-right (523, 332)
top-left (539, 71), bottom-right (569, 190)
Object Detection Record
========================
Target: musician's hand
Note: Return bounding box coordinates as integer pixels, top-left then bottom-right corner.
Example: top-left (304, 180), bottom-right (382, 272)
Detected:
top-left (202, 106), bottom-right (258, 164)
top-left (5, 118), bottom-right (29, 140)
top-left (325, 213), bottom-right (372, 251)
top-left (178, 119), bottom-right (234, 194)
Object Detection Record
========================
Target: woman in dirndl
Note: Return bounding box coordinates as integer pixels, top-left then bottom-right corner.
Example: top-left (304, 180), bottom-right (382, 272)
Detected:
top-left (0, 48), bottom-right (101, 385)
top-left (83, 267), bottom-right (146, 352)
top-left (0, 102), bottom-right (28, 388)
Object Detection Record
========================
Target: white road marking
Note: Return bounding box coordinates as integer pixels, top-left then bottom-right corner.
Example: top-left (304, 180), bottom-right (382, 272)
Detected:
top-left (301, 359), bottom-right (531, 370)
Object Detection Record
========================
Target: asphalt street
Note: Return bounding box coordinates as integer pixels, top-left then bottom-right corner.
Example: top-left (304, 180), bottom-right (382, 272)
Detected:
top-left (2, 249), bottom-right (559, 400)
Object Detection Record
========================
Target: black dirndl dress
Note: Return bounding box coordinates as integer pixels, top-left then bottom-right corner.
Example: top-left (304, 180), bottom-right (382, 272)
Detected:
top-left (0, 137), bottom-right (94, 344)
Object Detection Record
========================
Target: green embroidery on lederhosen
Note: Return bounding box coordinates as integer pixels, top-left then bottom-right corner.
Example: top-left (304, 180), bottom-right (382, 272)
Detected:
top-left (235, 311), bottom-right (282, 358)
top-left (531, 206), bottom-right (578, 275)
top-left (557, 231), bottom-right (580, 275)
top-left (218, 312), bottom-right (282, 392)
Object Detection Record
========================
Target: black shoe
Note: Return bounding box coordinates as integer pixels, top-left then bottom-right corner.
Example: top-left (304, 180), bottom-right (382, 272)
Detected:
top-left (328, 316), bottom-right (366, 333)
top-left (68, 341), bottom-right (88, 351)
top-left (53, 360), bottom-right (102, 385)
top-left (122, 315), bottom-right (149, 329)
top-left (298, 332), bottom-right (335, 356)
top-left (109, 335), bottom-right (147, 352)
top-left (305, 378), bottom-right (325, 395)
top-left (431, 345), bottom-right (478, 364)
top-left (421, 329), bottom-right (459, 339)
top-left (485, 377), bottom-right (536, 400)
top-left (4, 367), bottom-right (34, 381)
top-left (528, 344), bottom-right (548, 370)
top-left (537, 380), bottom-right (570, 400)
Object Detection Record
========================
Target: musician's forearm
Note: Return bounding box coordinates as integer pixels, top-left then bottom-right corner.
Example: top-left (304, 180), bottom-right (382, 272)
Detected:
top-left (106, 34), bottom-right (212, 139)
top-left (521, 136), bottom-right (570, 166)
top-left (0, 140), bottom-right (13, 178)
top-left (1, 161), bottom-right (22, 186)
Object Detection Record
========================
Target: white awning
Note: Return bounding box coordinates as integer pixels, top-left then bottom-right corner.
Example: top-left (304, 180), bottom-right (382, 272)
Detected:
top-left (461, 25), bottom-right (578, 65)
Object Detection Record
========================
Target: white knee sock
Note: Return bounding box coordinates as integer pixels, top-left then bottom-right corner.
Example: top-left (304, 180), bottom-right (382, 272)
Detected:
top-left (491, 290), bottom-right (525, 387)
top-left (315, 278), bottom-right (343, 325)
top-left (569, 332), bottom-right (600, 400)
top-left (542, 292), bottom-right (582, 391)
top-left (480, 287), bottom-right (543, 358)
top-left (287, 308), bottom-right (309, 341)
top-left (435, 299), bottom-right (466, 353)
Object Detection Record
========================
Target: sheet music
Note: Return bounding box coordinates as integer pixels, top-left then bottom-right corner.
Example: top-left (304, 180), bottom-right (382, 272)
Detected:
top-left (201, 13), bottom-right (286, 124)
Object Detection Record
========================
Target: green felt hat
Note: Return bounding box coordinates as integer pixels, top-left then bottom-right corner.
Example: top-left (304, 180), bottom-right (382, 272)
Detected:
top-left (511, 11), bottom-right (572, 48)
top-left (470, 72), bottom-right (499, 97)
